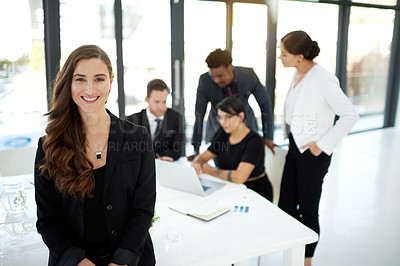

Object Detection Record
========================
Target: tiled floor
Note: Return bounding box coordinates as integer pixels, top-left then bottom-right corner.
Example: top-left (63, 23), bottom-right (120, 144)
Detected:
top-left (255, 127), bottom-right (400, 266)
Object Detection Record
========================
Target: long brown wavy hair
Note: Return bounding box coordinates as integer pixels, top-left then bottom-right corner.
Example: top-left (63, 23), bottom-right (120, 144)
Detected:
top-left (39, 45), bottom-right (113, 200)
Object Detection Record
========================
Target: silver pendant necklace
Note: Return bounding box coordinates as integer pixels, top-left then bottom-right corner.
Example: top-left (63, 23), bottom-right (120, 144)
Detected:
top-left (86, 142), bottom-right (107, 160)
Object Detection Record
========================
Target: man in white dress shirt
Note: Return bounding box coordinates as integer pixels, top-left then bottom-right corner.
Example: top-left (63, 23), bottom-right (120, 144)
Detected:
top-left (126, 79), bottom-right (185, 161)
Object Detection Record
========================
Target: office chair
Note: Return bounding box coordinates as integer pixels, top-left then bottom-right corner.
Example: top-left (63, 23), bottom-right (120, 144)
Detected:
top-left (265, 146), bottom-right (288, 205)
top-left (0, 146), bottom-right (37, 177)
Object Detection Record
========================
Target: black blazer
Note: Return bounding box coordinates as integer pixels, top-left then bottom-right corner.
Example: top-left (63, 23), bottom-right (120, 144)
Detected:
top-left (34, 111), bottom-right (156, 266)
top-left (126, 108), bottom-right (185, 160)
top-left (192, 66), bottom-right (273, 151)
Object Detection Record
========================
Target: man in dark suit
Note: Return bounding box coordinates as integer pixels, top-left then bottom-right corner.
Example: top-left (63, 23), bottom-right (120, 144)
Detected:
top-left (189, 48), bottom-right (276, 160)
top-left (126, 79), bottom-right (185, 161)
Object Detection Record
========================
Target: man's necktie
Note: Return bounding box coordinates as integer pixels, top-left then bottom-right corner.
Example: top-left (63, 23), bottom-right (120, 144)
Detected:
top-left (153, 118), bottom-right (162, 142)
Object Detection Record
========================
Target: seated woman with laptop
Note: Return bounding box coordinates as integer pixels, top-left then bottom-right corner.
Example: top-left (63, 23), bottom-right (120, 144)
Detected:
top-left (193, 96), bottom-right (273, 201)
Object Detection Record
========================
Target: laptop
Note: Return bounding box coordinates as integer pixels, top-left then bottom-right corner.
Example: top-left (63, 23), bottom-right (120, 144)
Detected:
top-left (155, 160), bottom-right (225, 196)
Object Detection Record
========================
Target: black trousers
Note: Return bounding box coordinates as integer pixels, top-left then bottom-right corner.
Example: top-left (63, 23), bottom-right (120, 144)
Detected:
top-left (245, 174), bottom-right (273, 202)
top-left (278, 133), bottom-right (332, 257)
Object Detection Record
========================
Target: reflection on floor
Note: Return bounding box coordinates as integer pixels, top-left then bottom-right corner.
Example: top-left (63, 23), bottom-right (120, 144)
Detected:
top-left (253, 127), bottom-right (400, 266)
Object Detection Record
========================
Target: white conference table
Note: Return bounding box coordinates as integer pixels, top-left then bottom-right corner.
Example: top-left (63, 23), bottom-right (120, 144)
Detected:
top-left (152, 176), bottom-right (318, 266)
top-left (0, 170), bottom-right (317, 266)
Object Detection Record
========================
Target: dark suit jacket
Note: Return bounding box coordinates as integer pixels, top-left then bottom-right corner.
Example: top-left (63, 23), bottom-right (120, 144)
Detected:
top-left (192, 66), bottom-right (273, 151)
top-left (126, 108), bottom-right (185, 160)
top-left (34, 111), bottom-right (156, 266)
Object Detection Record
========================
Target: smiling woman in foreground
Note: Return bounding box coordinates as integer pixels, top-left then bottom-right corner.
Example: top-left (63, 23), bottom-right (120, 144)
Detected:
top-left (34, 45), bottom-right (156, 266)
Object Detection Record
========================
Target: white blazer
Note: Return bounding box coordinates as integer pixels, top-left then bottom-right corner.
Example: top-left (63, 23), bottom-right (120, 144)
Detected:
top-left (283, 64), bottom-right (359, 155)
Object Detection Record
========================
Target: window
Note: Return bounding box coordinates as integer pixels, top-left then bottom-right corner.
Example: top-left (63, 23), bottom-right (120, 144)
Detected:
top-left (351, 0), bottom-right (397, 6)
top-left (275, 1), bottom-right (339, 143)
top-left (347, 7), bottom-right (395, 131)
top-left (184, 0), bottom-right (226, 136)
top-left (232, 3), bottom-right (268, 85)
top-left (232, 3), bottom-right (268, 127)
top-left (59, 0), bottom-right (119, 115)
top-left (122, 0), bottom-right (171, 117)
top-left (0, 0), bottom-right (46, 147)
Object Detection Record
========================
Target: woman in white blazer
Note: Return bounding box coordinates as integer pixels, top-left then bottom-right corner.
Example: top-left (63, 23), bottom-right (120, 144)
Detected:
top-left (277, 30), bottom-right (359, 266)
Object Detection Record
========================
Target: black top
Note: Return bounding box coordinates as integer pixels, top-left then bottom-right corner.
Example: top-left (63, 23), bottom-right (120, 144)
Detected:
top-left (208, 129), bottom-right (265, 179)
top-left (208, 129), bottom-right (273, 201)
top-left (84, 165), bottom-right (109, 253)
top-left (35, 110), bottom-right (156, 266)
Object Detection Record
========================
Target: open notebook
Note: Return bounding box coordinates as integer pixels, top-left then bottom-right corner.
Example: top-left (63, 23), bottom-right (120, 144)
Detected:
top-left (168, 197), bottom-right (230, 221)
